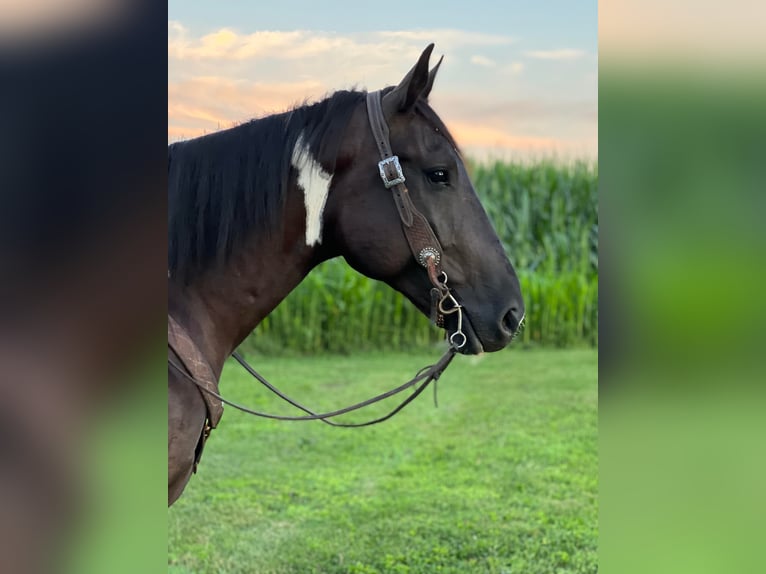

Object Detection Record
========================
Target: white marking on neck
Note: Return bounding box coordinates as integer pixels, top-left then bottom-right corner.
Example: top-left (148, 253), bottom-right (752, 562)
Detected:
top-left (291, 134), bottom-right (332, 246)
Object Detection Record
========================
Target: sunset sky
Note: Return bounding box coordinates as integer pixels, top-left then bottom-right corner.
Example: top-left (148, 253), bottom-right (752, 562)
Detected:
top-left (168, 0), bottom-right (597, 161)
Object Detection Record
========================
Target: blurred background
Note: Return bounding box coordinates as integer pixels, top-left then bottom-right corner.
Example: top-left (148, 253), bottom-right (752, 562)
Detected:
top-left (2, 0), bottom-right (763, 572)
top-left (0, 1), bottom-right (166, 573)
top-left (599, 1), bottom-right (766, 573)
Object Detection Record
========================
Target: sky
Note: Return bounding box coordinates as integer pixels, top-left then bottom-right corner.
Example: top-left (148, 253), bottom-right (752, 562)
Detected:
top-left (168, 0), bottom-right (597, 161)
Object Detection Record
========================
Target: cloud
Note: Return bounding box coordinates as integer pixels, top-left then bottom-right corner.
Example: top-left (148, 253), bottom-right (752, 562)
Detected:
top-left (168, 76), bottom-right (326, 141)
top-left (433, 93), bottom-right (597, 127)
top-left (448, 121), bottom-right (560, 150)
top-left (167, 22), bottom-right (596, 159)
top-left (524, 49), bottom-right (586, 60)
top-left (168, 23), bottom-right (516, 62)
top-left (378, 29), bottom-right (516, 47)
top-left (503, 61), bottom-right (525, 75)
top-left (169, 25), bottom-right (317, 61)
top-left (470, 55), bottom-right (496, 67)
top-left (448, 121), bottom-right (596, 161)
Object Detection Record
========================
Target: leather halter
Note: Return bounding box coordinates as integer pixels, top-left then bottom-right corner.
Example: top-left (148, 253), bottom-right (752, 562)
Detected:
top-left (167, 90), bottom-right (466, 431)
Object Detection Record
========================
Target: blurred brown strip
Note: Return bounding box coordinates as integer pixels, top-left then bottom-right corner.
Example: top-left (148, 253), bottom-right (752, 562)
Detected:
top-left (0, 2), bottom-right (166, 572)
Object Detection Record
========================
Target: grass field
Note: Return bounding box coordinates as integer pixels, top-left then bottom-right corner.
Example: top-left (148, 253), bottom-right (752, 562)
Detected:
top-left (168, 348), bottom-right (597, 573)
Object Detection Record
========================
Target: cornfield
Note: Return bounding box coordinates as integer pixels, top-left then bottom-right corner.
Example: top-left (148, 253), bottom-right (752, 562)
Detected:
top-left (244, 160), bottom-right (598, 354)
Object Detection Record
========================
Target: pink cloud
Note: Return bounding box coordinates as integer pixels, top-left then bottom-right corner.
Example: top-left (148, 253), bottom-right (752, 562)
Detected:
top-left (167, 23), bottom-right (596, 159)
top-left (168, 76), bottom-right (326, 141)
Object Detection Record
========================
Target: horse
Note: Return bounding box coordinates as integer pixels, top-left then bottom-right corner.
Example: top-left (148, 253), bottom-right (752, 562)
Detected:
top-left (168, 44), bottom-right (525, 505)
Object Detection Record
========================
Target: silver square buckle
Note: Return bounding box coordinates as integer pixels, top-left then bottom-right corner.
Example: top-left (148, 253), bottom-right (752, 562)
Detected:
top-left (378, 156), bottom-right (406, 189)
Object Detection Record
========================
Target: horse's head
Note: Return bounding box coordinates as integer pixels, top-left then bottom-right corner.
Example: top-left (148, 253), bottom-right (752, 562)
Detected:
top-left (324, 44), bottom-right (524, 354)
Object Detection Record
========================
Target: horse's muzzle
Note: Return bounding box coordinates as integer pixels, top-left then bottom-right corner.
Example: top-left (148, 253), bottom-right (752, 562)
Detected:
top-left (458, 299), bottom-right (525, 354)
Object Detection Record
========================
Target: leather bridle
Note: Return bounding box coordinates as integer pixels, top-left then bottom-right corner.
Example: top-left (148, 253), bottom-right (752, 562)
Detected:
top-left (168, 90), bottom-right (466, 428)
top-left (366, 90), bottom-right (467, 349)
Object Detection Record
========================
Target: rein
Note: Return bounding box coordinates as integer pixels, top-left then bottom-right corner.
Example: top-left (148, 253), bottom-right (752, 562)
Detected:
top-left (168, 348), bottom-right (455, 427)
top-left (168, 90), bottom-right (465, 427)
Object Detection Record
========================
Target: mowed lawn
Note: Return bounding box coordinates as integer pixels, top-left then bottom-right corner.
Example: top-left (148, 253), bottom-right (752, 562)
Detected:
top-left (168, 349), bottom-right (597, 574)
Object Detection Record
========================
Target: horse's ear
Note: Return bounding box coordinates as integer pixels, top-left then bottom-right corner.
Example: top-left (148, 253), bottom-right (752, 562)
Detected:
top-left (422, 55), bottom-right (444, 101)
top-left (382, 43), bottom-right (434, 115)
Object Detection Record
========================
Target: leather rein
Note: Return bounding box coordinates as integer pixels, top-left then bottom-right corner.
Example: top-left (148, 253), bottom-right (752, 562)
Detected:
top-left (168, 90), bottom-right (465, 427)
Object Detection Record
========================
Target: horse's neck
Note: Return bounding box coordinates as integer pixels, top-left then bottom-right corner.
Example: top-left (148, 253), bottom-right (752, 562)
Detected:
top-left (171, 194), bottom-right (326, 373)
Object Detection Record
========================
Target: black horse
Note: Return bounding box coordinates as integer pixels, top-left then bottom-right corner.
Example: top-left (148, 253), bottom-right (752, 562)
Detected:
top-left (168, 44), bottom-right (524, 505)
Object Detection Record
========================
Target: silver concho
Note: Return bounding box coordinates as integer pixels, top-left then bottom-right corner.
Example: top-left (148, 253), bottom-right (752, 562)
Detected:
top-left (418, 247), bottom-right (441, 267)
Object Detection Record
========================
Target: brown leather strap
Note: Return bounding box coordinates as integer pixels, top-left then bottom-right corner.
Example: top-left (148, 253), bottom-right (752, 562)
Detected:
top-left (366, 91), bottom-right (444, 272)
top-left (366, 90), bottom-right (393, 161)
top-left (168, 314), bottom-right (223, 427)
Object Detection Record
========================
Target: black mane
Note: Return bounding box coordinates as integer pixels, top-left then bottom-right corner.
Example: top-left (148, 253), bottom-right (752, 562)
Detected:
top-left (168, 90), bottom-right (365, 284)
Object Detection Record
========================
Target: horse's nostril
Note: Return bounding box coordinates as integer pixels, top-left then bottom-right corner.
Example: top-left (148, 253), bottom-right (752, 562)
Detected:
top-left (512, 313), bottom-right (526, 339)
top-left (502, 306), bottom-right (525, 338)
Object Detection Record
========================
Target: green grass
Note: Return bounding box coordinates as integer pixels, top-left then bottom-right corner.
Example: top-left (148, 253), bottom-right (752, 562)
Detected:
top-left (168, 349), bottom-right (597, 573)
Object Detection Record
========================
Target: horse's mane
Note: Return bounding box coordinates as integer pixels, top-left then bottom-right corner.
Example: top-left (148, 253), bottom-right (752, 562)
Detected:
top-left (167, 88), bottom-right (458, 285)
top-left (168, 90), bottom-right (365, 284)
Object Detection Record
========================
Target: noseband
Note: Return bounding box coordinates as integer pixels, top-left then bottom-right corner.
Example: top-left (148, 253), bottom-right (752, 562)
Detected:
top-left (168, 91), bottom-right (465, 430)
top-left (366, 90), bottom-right (466, 349)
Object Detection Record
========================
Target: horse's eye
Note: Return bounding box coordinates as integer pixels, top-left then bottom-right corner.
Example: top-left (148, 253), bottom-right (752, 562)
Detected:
top-left (426, 169), bottom-right (449, 185)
